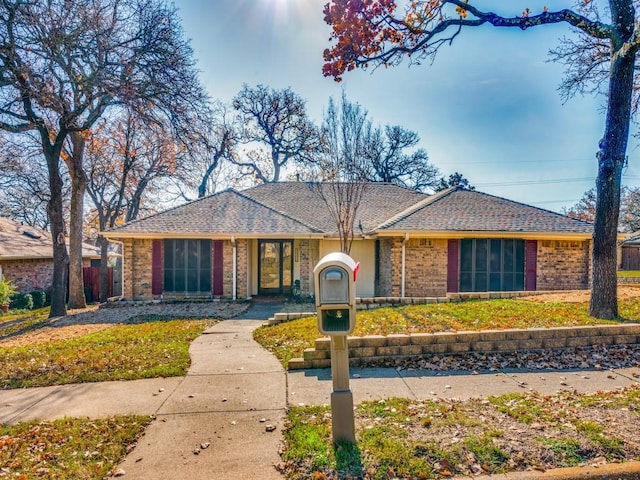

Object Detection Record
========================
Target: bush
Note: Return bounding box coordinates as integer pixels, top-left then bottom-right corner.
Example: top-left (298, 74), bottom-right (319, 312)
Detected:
top-left (0, 278), bottom-right (17, 307)
top-left (10, 292), bottom-right (33, 311)
top-left (30, 290), bottom-right (47, 309)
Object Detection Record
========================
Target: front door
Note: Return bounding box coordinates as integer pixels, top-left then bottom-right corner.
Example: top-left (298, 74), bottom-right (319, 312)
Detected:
top-left (258, 240), bottom-right (293, 296)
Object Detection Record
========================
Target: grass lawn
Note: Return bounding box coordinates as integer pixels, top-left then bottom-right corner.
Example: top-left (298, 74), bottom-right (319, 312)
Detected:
top-left (280, 387), bottom-right (640, 479)
top-left (0, 308), bottom-right (50, 339)
top-left (0, 317), bottom-right (216, 388)
top-left (254, 297), bottom-right (640, 367)
top-left (618, 270), bottom-right (640, 277)
top-left (0, 415), bottom-right (151, 479)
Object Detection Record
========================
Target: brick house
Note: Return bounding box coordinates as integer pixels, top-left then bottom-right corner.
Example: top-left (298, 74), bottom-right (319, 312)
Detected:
top-left (0, 217), bottom-right (100, 292)
top-left (101, 182), bottom-right (595, 301)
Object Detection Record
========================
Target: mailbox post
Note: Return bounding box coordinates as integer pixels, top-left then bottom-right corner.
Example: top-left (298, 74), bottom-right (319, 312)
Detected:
top-left (313, 252), bottom-right (358, 444)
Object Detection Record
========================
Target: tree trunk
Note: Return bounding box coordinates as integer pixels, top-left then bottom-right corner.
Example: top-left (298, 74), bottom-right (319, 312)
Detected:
top-left (45, 147), bottom-right (69, 318)
top-left (98, 235), bottom-right (110, 303)
top-left (589, 22), bottom-right (635, 318)
top-left (66, 132), bottom-right (88, 309)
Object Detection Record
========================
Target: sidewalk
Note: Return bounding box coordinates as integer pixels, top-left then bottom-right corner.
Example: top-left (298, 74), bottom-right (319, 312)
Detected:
top-left (107, 302), bottom-right (287, 480)
top-left (1, 302), bottom-right (640, 479)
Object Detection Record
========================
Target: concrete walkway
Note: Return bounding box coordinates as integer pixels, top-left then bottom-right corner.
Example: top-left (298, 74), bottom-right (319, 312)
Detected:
top-left (110, 302), bottom-right (286, 480)
top-left (1, 301), bottom-right (640, 479)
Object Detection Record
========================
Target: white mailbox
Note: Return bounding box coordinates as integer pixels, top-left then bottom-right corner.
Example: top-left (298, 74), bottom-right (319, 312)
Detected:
top-left (314, 252), bottom-right (358, 335)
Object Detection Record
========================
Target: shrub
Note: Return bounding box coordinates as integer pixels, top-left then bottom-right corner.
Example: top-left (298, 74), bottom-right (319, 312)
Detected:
top-left (10, 292), bottom-right (33, 311)
top-left (30, 290), bottom-right (47, 309)
top-left (0, 278), bottom-right (17, 307)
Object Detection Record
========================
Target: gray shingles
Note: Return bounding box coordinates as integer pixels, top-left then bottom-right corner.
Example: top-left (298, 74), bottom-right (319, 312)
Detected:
top-left (105, 183), bottom-right (593, 237)
top-left (243, 182), bottom-right (428, 233)
top-left (379, 187), bottom-right (593, 233)
top-left (106, 189), bottom-right (320, 235)
top-left (0, 217), bottom-right (100, 259)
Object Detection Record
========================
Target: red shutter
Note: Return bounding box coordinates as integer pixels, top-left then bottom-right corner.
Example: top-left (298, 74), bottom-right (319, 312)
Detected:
top-left (447, 239), bottom-right (459, 293)
top-left (151, 240), bottom-right (163, 295)
top-left (525, 240), bottom-right (537, 291)
top-left (212, 240), bottom-right (224, 296)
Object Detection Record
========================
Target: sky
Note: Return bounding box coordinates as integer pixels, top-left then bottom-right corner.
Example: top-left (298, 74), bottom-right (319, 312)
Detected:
top-left (171, 0), bottom-right (640, 213)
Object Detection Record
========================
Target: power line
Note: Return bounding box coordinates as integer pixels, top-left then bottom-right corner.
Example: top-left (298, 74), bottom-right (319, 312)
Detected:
top-left (476, 177), bottom-right (594, 187)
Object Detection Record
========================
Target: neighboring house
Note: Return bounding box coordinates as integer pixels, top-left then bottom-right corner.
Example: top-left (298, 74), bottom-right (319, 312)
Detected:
top-left (0, 217), bottom-right (100, 292)
top-left (620, 232), bottom-right (640, 270)
top-left (101, 182), bottom-right (596, 302)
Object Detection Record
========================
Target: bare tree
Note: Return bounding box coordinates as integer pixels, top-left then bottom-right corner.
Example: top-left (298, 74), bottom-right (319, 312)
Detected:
top-left (361, 124), bottom-right (440, 192)
top-left (566, 186), bottom-right (640, 233)
top-left (0, 133), bottom-right (59, 229)
top-left (232, 84), bottom-right (320, 183)
top-left (85, 110), bottom-right (182, 301)
top-left (621, 186), bottom-right (640, 232)
top-left (564, 188), bottom-right (598, 223)
top-left (323, 0), bottom-right (639, 319)
top-left (169, 101), bottom-right (240, 201)
top-left (307, 94), bottom-right (372, 254)
top-left (0, 0), bottom-right (208, 316)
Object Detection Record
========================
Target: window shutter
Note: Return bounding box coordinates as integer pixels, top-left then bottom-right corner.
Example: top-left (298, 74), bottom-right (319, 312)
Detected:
top-left (447, 239), bottom-right (459, 293)
top-left (151, 240), bottom-right (163, 295)
top-left (525, 240), bottom-right (537, 291)
top-left (212, 240), bottom-right (224, 296)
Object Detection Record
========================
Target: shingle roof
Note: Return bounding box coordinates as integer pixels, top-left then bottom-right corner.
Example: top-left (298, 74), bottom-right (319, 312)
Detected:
top-left (103, 182), bottom-right (593, 238)
top-left (243, 182), bottom-right (427, 233)
top-left (0, 217), bottom-right (100, 260)
top-left (378, 187), bottom-right (594, 234)
top-left (105, 188), bottom-right (321, 236)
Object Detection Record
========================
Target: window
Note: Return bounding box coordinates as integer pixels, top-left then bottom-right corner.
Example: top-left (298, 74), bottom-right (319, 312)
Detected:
top-left (460, 239), bottom-right (524, 292)
top-left (163, 239), bottom-right (212, 294)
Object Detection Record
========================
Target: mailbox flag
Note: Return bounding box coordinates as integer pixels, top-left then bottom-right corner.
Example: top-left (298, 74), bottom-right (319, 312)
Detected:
top-left (353, 262), bottom-right (359, 282)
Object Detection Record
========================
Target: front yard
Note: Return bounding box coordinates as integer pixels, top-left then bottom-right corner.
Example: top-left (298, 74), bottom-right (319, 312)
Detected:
top-left (254, 291), bottom-right (640, 368)
top-left (0, 318), bottom-right (213, 389)
top-left (280, 387), bottom-right (640, 479)
top-left (1, 291), bottom-right (640, 479)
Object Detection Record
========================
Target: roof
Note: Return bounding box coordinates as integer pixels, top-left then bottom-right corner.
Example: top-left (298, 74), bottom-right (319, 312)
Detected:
top-left (0, 217), bottom-right (101, 260)
top-left (104, 189), bottom-right (322, 237)
top-left (378, 188), bottom-right (594, 234)
top-left (103, 183), bottom-right (594, 239)
top-left (622, 231), bottom-right (640, 245)
top-left (242, 182), bottom-right (427, 233)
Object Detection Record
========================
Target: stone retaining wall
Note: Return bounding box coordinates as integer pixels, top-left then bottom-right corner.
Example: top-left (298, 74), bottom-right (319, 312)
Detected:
top-left (287, 324), bottom-right (640, 370)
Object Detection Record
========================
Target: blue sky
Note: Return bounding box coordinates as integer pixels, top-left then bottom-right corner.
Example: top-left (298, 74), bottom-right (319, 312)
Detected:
top-left (172, 0), bottom-right (640, 213)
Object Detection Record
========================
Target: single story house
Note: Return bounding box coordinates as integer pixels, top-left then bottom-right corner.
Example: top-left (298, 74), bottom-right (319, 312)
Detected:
top-left (0, 216), bottom-right (101, 292)
top-left (101, 182), bottom-right (595, 301)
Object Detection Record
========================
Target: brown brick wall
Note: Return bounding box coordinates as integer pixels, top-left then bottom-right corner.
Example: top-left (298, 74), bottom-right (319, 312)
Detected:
top-left (1, 259), bottom-right (54, 291)
top-left (299, 239), bottom-right (311, 295)
top-left (537, 240), bottom-right (590, 290)
top-left (404, 238), bottom-right (448, 297)
top-left (122, 238), bottom-right (250, 301)
top-left (377, 237), bottom-right (591, 297)
top-left (376, 238), bottom-right (400, 296)
top-left (236, 239), bottom-right (248, 299)
top-left (223, 240), bottom-right (233, 297)
top-left (122, 238), bottom-right (154, 300)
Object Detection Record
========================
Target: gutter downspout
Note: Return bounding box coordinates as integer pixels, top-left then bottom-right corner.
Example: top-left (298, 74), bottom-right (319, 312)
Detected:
top-left (401, 233), bottom-right (409, 298)
top-left (231, 236), bottom-right (237, 300)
